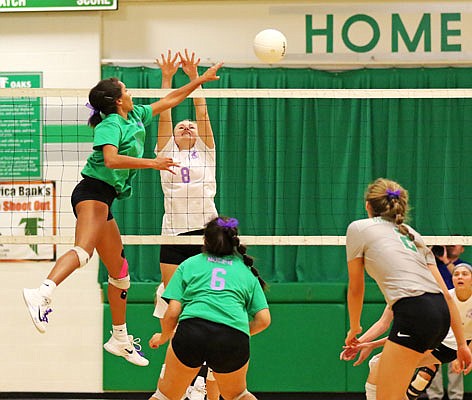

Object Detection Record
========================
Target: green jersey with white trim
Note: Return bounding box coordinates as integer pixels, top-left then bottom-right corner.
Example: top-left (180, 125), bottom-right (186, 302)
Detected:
top-left (81, 105), bottom-right (152, 199)
top-left (163, 253), bottom-right (268, 335)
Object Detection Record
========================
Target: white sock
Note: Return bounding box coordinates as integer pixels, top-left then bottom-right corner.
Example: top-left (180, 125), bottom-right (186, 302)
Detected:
top-left (365, 382), bottom-right (376, 400)
top-left (112, 323), bottom-right (128, 341)
top-left (39, 279), bottom-right (56, 298)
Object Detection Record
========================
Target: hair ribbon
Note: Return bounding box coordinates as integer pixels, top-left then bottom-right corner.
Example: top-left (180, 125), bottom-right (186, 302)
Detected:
top-left (217, 217), bottom-right (239, 228)
top-left (85, 102), bottom-right (106, 123)
top-left (85, 102), bottom-right (99, 116)
top-left (386, 188), bottom-right (401, 200)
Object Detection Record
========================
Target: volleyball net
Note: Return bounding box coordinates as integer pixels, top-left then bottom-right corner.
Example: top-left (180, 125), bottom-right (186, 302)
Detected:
top-left (0, 86), bottom-right (472, 254)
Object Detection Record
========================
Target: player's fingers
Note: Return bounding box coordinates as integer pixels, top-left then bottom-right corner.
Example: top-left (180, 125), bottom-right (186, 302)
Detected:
top-left (171, 52), bottom-right (179, 65)
top-left (353, 358), bottom-right (364, 367)
top-left (464, 361), bottom-right (472, 375)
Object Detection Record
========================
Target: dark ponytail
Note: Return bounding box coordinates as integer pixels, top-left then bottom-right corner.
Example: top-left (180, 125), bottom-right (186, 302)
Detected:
top-left (87, 78), bottom-right (122, 127)
top-left (203, 217), bottom-right (267, 290)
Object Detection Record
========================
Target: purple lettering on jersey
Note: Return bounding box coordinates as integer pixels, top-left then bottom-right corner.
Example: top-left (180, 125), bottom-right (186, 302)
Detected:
top-left (207, 256), bottom-right (233, 265)
top-left (181, 167), bottom-right (190, 183)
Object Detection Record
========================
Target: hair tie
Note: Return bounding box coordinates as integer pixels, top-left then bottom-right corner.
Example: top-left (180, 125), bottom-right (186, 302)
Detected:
top-left (86, 102), bottom-right (100, 123)
top-left (85, 102), bottom-right (106, 122)
top-left (217, 217), bottom-right (239, 229)
top-left (85, 102), bottom-right (100, 116)
top-left (386, 189), bottom-right (401, 200)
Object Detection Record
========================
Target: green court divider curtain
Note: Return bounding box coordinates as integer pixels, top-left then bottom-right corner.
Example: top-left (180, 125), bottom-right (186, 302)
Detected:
top-left (99, 66), bottom-right (472, 284)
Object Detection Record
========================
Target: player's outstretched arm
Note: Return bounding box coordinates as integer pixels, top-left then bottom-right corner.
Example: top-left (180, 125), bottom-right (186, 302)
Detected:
top-left (180, 49), bottom-right (215, 149)
top-left (155, 50), bottom-right (179, 152)
top-left (150, 61), bottom-right (223, 117)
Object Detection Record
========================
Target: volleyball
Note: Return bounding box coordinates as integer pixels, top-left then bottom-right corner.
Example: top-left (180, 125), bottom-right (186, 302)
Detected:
top-left (253, 29), bottom-right (287, 63)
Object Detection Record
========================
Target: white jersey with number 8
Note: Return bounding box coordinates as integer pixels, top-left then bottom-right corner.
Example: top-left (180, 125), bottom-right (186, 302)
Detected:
top-left (158, 137), bottom-right (217, 235)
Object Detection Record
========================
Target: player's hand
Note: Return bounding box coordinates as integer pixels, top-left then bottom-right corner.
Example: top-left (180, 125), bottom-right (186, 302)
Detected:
top-left (149, 333), bottom-right (163, 349)
top-left (156, 50), bottom-right (180, 79)
top-left (340, 341), bottom-right (374, 366)
top-left (345, 326), bottom-right (362, 346)
top-left (180, 49), bottom-right (200, 81)
top-left (200, 62), bottom-right (224, 83)
top-left (451, 359), bottom-right (462, 373)
top-left (352, 342), bottom-right (375, 366)
top-left (340, 345), bottom-right (359, 361)
top-left (153, 157), bottom-right (179, 173)
top-left (455, 344), bottom-right (472, 374)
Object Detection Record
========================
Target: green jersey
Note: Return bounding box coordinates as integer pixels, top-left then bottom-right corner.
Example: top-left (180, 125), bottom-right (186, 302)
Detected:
top-left (163, 253), bottom-right (269, 335)
top-left (81, 105), bottom-right (152, 199)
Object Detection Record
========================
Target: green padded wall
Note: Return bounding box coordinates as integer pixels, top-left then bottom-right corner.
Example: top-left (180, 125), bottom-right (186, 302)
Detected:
top-left (103, 282), bottom-right (472, 393)
top-left (103, 302), bottom-right (347, 392)
top-left (247, 303), bottom-right (346, 392)
top-left (103, 283), bottom-right (349, 392)
top-left (103, 304), bottom-right (165, 391)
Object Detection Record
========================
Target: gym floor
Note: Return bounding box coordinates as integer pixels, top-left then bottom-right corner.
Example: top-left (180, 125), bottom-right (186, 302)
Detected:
top-left (0, 393), bottom-right (366, 400)
top-left (2, 394), bottom-right (472, 400)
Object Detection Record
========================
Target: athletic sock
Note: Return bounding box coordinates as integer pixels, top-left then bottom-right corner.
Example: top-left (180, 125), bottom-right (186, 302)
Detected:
top-left (39, 279), bottom-right (56, 298)
top-left (365, 382), bottom-right (376, 400)
top-left (112, 323), bottom-right (129, 341)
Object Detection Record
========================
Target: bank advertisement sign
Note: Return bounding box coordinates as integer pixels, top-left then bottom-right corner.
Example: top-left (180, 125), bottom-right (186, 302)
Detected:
top-left (0, 181), bottom-right (56, 261)
top-left (0, 0), bottom-right (117, 12)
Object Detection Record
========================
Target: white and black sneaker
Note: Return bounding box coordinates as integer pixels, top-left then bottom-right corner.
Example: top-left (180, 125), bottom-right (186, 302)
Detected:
top-left (186, 376), bottom-right (207, 400)
top-left (23, 288), bottom-right (53, 333)
top-left (103, 334), bottom-right (149, 367)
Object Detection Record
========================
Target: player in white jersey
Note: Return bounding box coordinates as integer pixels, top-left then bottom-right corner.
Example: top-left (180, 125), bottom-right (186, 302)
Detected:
top-left (153, 50), bottom-right (219, 400)
top-left (341, 262), bottom-right (472, 400)
top-left (155, 49), bottom-right (218, 287)
top-left (345, 178), bottom-right (472, 400)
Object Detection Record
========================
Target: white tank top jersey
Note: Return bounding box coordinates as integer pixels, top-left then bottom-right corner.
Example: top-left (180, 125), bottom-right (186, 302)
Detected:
top-left (158, 136), bottom-right (218, 235)
top-left (346, 217), bottom-right (440, 306)
top-left (440, 287), bottom-right (472, 350)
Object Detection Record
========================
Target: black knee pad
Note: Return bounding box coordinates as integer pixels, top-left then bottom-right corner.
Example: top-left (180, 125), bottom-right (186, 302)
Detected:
top-left (407, 365), bottom-right (438, 400)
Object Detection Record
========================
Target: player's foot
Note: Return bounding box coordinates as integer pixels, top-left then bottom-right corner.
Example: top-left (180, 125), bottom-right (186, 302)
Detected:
top-left (186, 376), bottom-right (206, 400)
top-left (22, 288), bottom-right (53, 333)
top-left (103, 334), bottom-right (149, 367)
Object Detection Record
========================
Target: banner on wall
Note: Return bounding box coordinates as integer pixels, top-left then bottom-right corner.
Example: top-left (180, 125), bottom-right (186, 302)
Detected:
top-left (0, 0), bottom-right (117, 12)
top-left (273, 3), bottom-right (472, 63)
top-left (98, 2), bottom-right (472, 66)
top-left (0, 72), bottom-right (42, 180)
top-left (0, 181), bottom-right (56, 261)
